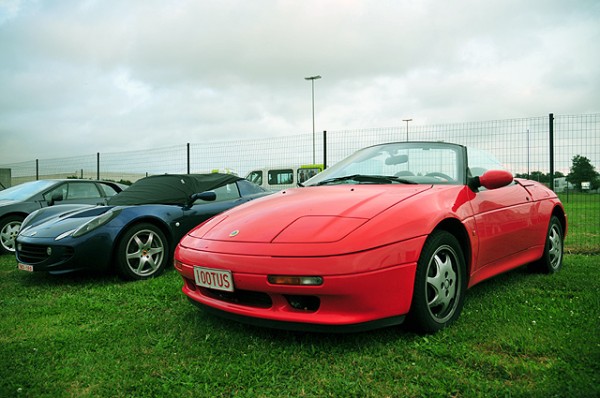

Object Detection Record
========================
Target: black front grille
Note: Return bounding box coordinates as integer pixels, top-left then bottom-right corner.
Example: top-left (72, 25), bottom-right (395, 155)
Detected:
top-left (203, 288), bottom-right (272, 308)
top-left (61, 247), bottom-right (75, 262)
top-left (17, 244), bottom-right (74, 264)
top-left (17, 243), bottom-right (49, 263)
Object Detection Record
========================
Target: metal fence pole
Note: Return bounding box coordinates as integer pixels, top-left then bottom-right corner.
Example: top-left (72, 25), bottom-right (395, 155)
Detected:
top-left (97, 152), bottom-right (100, 180)
top-left (549, 113), bottom-right (554, 191)
top-left (36, 159), bottom-right (39, 180)
top-left (323, 130), bottom-right (327, 169)
top-left (187, 143), bottom-right (190, 174)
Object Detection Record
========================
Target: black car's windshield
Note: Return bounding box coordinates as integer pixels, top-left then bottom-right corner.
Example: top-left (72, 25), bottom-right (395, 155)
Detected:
top-left (304, 142), bottom-right (467, 187)
top-left (0, 180), bottom-right (57, 201)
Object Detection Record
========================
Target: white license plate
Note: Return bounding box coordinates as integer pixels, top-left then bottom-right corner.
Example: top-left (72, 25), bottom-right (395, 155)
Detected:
top-left (194, 266), bottom-right (234, 292)
top-left (18, 263), bottom-right (33, 272)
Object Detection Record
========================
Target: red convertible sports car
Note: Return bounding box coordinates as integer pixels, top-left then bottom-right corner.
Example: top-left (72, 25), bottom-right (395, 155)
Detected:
top-left (175, 141), bottom-right (566, 333)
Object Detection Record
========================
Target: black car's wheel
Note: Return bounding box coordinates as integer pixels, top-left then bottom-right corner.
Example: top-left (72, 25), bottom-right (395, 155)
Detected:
top-left (0, 215), bottom-right (24, 254)
top-left (529, 216), bottom-right (564, 274)
top-left (115, 223), bottom-right (169, 281)
top-left (408, 230), bottom-right (466, 333)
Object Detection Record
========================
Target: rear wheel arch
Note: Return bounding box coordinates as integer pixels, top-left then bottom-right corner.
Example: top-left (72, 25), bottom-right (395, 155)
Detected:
top-left (0, 212), bottom-right (29, 226)
top-left (551, 205), bottom-right (567, 238)
top-left (529, 213), bottom-right (565, 274)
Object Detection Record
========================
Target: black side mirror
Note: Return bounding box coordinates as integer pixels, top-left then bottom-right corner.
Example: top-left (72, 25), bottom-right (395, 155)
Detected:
top-left (193, 191), bottom-right (217, 201)
top-left (49, 192), bottom-right (63, 206)
top-left (185, 191), bottom-right (217, 208)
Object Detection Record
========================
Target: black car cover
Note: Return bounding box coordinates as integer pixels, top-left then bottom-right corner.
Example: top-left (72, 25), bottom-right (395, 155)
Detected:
top-left (108, 173), bottom-right (242, 206)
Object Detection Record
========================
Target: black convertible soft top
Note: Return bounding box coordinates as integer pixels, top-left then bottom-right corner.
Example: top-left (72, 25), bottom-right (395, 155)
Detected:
top-left (108, 173), bottom-right (242, 206)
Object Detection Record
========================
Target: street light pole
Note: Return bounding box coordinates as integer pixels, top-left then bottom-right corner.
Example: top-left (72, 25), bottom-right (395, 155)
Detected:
top-left (305, 75), bottom-right (321, 164)
top-left (402, 118), bottom-right (413, 141)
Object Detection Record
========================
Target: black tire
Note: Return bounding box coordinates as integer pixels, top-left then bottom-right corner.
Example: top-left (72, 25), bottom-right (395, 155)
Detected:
top-left (0, 214), bottom-right (24, 254)
top-left (407, 230), bottom-right (467, 333)
top-left (529, 216), bottom-right (564, 274)
top-left (115, 223), bottom-right (169, 281)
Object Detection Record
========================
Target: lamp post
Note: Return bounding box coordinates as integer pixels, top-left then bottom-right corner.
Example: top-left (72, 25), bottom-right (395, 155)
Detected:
top-left (305, 75), bottom-right (321, 164)
top-left (402, 118), bottom-right (412, 141)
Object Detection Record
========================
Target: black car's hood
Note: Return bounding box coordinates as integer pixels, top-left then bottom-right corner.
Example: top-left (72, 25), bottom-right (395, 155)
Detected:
top-left (19, 205), bottom-right (114, 239)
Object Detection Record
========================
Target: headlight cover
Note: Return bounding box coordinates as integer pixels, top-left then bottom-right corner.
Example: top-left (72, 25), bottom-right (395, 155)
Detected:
top-left (20, 212), bottom-right (37, 231)
top-left (70, 209), bottom-right (121, 238)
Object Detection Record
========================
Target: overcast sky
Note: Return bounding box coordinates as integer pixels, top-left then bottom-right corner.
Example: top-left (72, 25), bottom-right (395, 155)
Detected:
top-left (1, 0), bottom-right (599, 164)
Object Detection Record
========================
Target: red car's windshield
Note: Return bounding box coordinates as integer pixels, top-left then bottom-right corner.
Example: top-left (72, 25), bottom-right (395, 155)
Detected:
top-left (305, 142), bottom-right (467, 186)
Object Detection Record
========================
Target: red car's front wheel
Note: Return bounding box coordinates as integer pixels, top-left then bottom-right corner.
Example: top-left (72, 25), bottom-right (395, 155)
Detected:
top-left (408, 230), bottom-right (467, 333)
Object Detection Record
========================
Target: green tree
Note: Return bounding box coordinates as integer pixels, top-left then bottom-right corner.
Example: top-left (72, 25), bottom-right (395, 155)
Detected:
top-left (566, 155), bottom-right (599, 191)
top-left (530, 171), bottom-right (548, 182)
top-left (514, 171), bottom-right (565, 184)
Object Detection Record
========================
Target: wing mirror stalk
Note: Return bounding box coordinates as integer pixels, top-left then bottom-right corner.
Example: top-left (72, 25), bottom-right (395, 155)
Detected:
top-left (185, 191), bottom-right (217, 209)
top-left (48, 193), bottom-right (63, 206)
top-left (469, 170), bottom-right (513, 191)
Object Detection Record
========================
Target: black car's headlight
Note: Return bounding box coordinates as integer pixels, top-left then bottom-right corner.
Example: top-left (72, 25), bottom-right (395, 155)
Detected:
top-left (20, 212), bottom-right (37, 231)
top-left (69, 209), bottom-right (121, 239)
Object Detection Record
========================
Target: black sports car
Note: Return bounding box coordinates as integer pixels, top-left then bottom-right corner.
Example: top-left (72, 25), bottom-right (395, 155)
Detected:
top-left (15, 173), bottom-right (270, 280)
top-left (0, 179), bottom-right (124, 254)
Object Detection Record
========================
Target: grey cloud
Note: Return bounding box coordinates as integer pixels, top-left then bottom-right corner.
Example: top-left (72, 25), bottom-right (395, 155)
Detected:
top-left (1, 0), bottom-right (599, 163)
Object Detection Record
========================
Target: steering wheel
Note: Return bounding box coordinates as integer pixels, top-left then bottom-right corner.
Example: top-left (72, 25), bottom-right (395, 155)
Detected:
top-left (425, 172), bottom-right (455, 182)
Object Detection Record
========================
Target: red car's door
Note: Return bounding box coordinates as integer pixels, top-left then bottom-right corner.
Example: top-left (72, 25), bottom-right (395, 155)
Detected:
top-left (469, 182), bottom-right (538, 270)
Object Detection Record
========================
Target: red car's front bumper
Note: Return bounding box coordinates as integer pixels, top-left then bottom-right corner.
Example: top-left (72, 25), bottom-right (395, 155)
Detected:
top-left (175, 238), bottom-right (423, 332)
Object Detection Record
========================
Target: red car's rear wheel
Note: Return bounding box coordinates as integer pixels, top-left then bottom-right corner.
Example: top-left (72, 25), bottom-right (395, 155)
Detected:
top-left (529, 215), bottom-right (564, 274)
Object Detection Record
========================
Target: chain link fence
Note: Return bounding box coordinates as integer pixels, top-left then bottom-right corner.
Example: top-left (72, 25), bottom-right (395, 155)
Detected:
top-left (2, 113), bottom-right (599, 253)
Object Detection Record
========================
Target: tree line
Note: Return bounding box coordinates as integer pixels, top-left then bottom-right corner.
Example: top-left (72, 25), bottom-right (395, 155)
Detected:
top-left (515, 155), bottom-right (599, 191)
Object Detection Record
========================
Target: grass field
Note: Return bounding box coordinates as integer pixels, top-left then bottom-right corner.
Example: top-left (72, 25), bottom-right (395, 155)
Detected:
top-left (558, 192), bottom-right (600, 254)
top-left (1, 253), bottom-right (598, 398)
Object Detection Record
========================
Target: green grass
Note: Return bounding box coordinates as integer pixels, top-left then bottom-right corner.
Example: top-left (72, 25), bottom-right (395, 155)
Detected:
top-left (558, 192), bottom-right (600, 254)
top-left (1, 254), bottom-right (599, 398)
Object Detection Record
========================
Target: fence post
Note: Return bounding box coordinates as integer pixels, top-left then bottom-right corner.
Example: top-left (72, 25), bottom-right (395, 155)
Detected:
top-left (323, 130), bottom-right (327, 169)
top-left (187, 143), bottom-right (190, 174)
top-left (36, 159), bottom-right (39, 180)
top-left (549, 113), bottom-right (554, 191)
top-left (97, 152), bottom-right (100, 180)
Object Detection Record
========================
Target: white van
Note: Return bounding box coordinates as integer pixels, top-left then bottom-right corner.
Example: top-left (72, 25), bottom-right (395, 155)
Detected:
top-left (245, 164), bottom-right (324, 191)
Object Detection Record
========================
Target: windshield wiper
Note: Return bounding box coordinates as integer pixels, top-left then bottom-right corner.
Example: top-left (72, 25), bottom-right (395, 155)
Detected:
top-left (313, 174), bottom-right (417, 186)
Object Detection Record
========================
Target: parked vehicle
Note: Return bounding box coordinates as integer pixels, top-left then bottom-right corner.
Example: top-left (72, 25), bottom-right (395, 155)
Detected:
top-left (246, 164), bottom-right (323, 191)
top-left (553, 177), bottom-right (575, 193)
top-left (175, 142), bottom-right (566, 333)
top-left (15, 174), bottom-right (270, 280)
top-left (0, 179), bottom-right (123, 254)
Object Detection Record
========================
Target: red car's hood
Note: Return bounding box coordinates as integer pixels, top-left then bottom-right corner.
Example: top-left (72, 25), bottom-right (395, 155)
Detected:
top-left (190, 185), bottom-right (432, 244)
